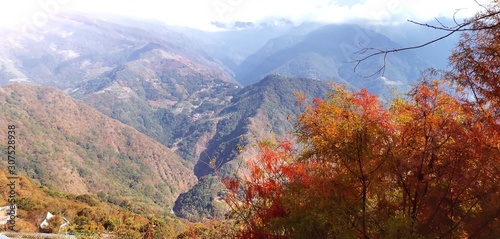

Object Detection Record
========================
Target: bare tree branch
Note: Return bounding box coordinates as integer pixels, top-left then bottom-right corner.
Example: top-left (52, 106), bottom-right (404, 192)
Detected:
top-left (351, 4), bottom-right (500, 77)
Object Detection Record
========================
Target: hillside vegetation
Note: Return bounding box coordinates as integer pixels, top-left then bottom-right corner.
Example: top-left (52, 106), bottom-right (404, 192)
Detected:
top-left (0, 84), bottom-right (196, 212)
top-left (175, 75), bottom-right (331, 220)
top-left (222, 3), bottom-right (500, 237)
top-left (0, 167), bottom-right (211, 238)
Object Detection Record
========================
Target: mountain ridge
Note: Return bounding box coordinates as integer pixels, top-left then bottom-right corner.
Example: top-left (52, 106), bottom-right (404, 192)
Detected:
top-left (235, 23), bottom-right (428, 96)
top-left (173, 75), bottom-right (332, 220)
top-left (0, 83), bottom-right (197, 211)
top-left (0, 13), bottom-right (456, 222)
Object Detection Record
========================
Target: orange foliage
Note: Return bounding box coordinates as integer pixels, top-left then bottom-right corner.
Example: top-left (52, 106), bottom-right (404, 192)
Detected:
top-left (448, 3), bottom-right (500, 115)
top-left (224, 82), bottom-right (499, 238)
top-left (223, 6), bottom-right (500, 235)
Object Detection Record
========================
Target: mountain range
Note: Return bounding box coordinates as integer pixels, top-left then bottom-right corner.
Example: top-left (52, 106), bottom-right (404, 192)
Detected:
top-left (0, 84), bottom-right (196, 212)
top-left (0, 12), bottom-right (456, 221)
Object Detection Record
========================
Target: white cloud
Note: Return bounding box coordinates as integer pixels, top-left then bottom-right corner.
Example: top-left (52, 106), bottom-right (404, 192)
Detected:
top-left (0, 0), bottom-right (490, 31)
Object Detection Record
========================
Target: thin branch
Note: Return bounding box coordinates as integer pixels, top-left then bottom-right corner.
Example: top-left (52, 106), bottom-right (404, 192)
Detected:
top-left (434, 17), bottom-right (449, 29)
top-left (352, 27), bottom-right (459, 76)
top-left (453, 9), bottom-right (462, 25)
top-left (474, 0), bottom-right (489, 11)
top-left (351, 8), bottom-right (500, 77)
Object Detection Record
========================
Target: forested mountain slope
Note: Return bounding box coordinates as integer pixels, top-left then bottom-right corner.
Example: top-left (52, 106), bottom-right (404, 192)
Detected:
top-left (0, 84), bottom-right (197, 211)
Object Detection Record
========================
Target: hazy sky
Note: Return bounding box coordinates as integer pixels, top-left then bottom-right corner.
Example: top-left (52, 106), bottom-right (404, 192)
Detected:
top-left (0, 0), bottom-right (491, 31)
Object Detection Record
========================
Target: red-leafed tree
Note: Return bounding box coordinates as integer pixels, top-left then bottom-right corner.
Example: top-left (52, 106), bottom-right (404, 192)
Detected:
top-left (223, 82), bottom-right (499, 238)
top-left (223, 139), bottom-right (303, 238)
top-left (447, 3), bottom-right (500, 115)
top-left (223, 2), bottom-right (500, 238)
top-left (390, 80), bottom-right (499, 238)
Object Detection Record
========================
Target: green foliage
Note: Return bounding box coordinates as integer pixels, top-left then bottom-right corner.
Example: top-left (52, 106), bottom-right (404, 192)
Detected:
top-left (75, 195), bottom-right (99, 207)
top-left (40, 186), bottom-right (64, 198)
top-left (173, 176), bottom-right (226, 221)
top-left (16, 197), bottom-right (36, 211)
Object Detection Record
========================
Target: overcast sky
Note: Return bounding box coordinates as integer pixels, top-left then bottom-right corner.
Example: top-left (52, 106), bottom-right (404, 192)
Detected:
top-left (0, 0), bottom-right (491, 31)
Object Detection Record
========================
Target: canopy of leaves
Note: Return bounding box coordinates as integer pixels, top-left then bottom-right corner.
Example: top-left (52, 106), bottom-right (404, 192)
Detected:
top-left (448, 3), bottom-right (500, 115)
top-left (223, 3), bottom-right (500, 238)
top-left (224, 81), bottom-right (499, 238)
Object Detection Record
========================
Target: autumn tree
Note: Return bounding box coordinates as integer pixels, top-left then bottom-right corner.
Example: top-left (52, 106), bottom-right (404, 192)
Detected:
top-left (390, 80), bottom-right (499, 238)
top-left (224, 86), bottom-right (400, 238)
top-left (223, 2), bottom-right (500, 238)
top-left (223, 139), bottom-right (299, 238)
top-left (224, 81), bottom-right (499, 238)
top-left (447, 2), bottom-right (500, 114)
